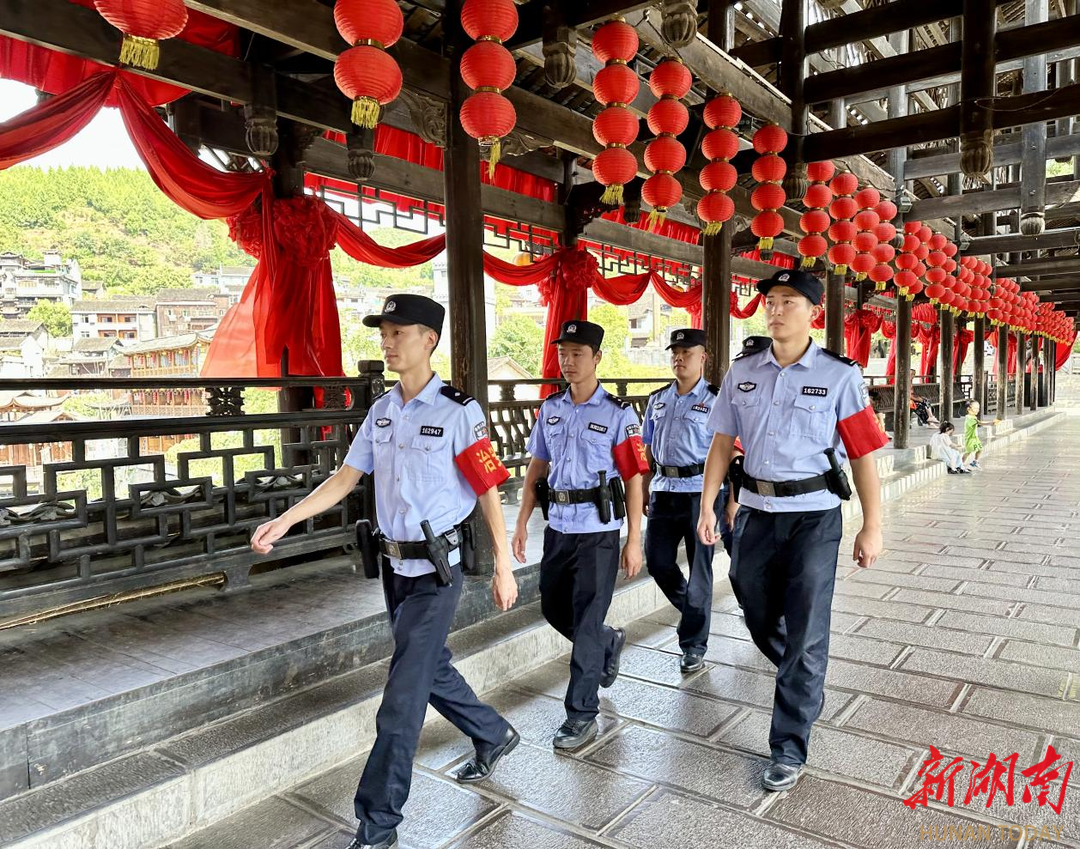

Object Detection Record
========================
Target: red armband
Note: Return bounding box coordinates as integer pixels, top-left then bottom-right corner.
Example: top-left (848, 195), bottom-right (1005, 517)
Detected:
top-left (455, 437), bottom-right (510, 495)
top-left (838, 406), bottom-right (889, 460)
top-left (613, 433), bottom-right (649, 480)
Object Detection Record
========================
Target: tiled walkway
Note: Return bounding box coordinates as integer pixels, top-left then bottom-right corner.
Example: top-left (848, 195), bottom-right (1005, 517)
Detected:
top-left (171, 418), bottom-right (1080, 849)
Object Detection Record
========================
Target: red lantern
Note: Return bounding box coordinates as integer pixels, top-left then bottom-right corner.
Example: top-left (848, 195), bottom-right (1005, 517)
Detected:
top-left (593, 107), bottom-right (639, 147)
top-left (643, 60), bottom-right (691, 229)
top-left (332, 0), bottom-right (405, 129)
top-left (335, 46), bottom-right (403, 129)
top-left (828, 243), bottom-right (857, 269)
top-left (799, 235), bottom-right (829, 264)
top-left (699, 93), bottom-right (740, 235)
top-left (870, 264), bottom-right (893, 285)
top-left (751, 124), bottom-right (787, 255)
top-left (591, 20), bottom-right (640, 206)
top-left (94, 0), bottom-right (188, 70)
top-left (800, 210), bottom-right (831, 235)
top-left (458, 0), bottom-right (519, 173)
top-left (827, 172), bottom-right (859, 276)
top-left (807, 161), bottom-right (836, 182)
top-left (752, 155), bottom-right (787, 183)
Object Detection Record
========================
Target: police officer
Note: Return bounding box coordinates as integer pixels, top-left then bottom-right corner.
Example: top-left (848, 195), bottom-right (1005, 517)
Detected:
top-left (512, 319), bottom-right (649, 750)
top-left (641, 327), bottom-right (721, 674)
top-left (696, 270), bottom-right (887, 793)
top-left (251, 295), bottom-right (521, 849)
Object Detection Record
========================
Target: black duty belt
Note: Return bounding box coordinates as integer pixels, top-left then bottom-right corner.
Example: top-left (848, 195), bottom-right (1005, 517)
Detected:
top-left (379, 526), bottom-right (460, 560)
top-left (550, 486), bottom-right (604, 505)
top-left (741, 472), bottom-right (830, 498)
top-left (655, 462), bottom-right (704, 478)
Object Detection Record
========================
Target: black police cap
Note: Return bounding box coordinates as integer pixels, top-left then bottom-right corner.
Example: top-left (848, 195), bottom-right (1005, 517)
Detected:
top-left (742, 335), bottom-right (772, 353)
top-left (756, 268), bottom-right (824, 305)
top-left (551, 319), bottom-right (604, 349)
top-left (665, 328), bottom-right (707, 350)
top-left (363, 294), bottom-right (445, 337)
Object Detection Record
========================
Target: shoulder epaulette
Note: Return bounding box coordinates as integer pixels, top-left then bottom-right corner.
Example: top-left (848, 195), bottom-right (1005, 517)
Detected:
top-left (706, 383), bottom-right (720, 396)
top-left (439, 385), bottom-right (476, 405)
top-left (605, 394), bottom-right (632, 409)
top-left (648, 382), bottom-right (673, 398)
top-left (735, 346), bottom-right (770, 360)
top-left (371, 388), bottom-right (390, 402)
top-left (820, 348), bottom-right (859, 367)
top-left (544, 387), bottom-right (567, 402)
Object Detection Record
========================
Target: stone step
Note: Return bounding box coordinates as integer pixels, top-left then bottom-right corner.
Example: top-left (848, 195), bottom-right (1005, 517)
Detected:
top-left (0, 409), bottom-right (1063, 849)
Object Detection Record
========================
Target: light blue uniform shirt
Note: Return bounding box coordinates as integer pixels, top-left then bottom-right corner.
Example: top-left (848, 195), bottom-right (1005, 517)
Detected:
top-left (707, 340), bottom-right (887, 513)
top-left (527, 383), bottom-right (646, 535)
top-left (642, 377), bottom-right (717, 493)
top-left (344, 374), bottom-right (494, 576)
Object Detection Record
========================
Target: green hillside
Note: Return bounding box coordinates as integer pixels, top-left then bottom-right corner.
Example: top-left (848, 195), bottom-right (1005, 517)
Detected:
top-left (0, 165), bottom-right (436, 296)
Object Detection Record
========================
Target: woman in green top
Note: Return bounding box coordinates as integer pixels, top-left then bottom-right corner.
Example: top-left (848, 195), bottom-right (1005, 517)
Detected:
top-left (963, 400), bottom-right (997, 469)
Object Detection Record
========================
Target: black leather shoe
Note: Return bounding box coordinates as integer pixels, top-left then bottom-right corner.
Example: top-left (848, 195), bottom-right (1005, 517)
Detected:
top-left (552, 718), bottom-right (598, 750)
top-left (454, 724), bottom-right (520, 783)
top-left (762, 761), bottom-right (803, 792)
top-left (600, 627), bottom-right (626, 688)
top-left (680, 651), bottom-right (705, 674)
top-left (346, 828), bottom-right (397, 849)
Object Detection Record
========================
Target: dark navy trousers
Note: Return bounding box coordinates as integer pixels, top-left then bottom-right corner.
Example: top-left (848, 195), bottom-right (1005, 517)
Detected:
top-left (539, 527), bottom-right (622, 723)
top-left (354, 562), bottom-right (508, 844)
top-left (644, 490), bottom-right (720, 655)
top-left (729, 505), bottom-right (842, 766)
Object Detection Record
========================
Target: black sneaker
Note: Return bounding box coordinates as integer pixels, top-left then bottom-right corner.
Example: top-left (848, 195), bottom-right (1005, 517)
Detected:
top-left (600, 628), bottom-right (626, 688)
top-left (680, 651), bottom-right (706, 673)
top-left (552, 718), bottom-right (598, 750)
top-left (762, 761), bottom-right (803, 792)
top-left (347, 828), bottom-right (398, 849)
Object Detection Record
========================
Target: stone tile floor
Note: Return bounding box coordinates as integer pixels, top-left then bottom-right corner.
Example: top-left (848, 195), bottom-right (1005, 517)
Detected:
top-left (167, 419), bottom-right (1080, 848)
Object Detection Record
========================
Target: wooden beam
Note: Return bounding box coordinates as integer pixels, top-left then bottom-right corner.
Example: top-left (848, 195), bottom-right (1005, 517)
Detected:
top-left (906, 131), bottom-right (1080, 179)
top-left (913, 180), bottom-right (1080, 219)
top-left (1019, 277), bottom-right (1080, 291)
top-left (803, 14), bottom-right (1080, 104)
top-left (1002, 255), bottom-right (1080, 276)
top-left (1021, 0), bottom-right (1050, 234)
top-left (963, 227), bottom-right (1080, 254)
top-left (806, 79), bottom-right (1080, 162)
top-left (507, 0), bottom-right (656, 50)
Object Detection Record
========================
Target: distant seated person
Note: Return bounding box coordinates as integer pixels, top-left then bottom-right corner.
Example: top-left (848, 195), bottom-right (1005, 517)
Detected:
top-left (910, 392), bottom-right (939, 428)
top-left (867, 389), bottom-right (888, 436)
top-left (929, 422), bottom-right (969, 474)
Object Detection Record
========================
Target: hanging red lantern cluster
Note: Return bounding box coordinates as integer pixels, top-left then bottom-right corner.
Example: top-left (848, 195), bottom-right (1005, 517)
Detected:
top-left (893, 219), bottom-right (923, 301)
top-left (333, 0), bottom-right (404, 129)
top-left (698, 94), bottom-right (741, 235)
top-left (798, 161), bottom-right (834, 269)
top-left (591, 20), bottom-right (640, 206)
top-left (94, 0), bottom-right (188, 70)
top-left (643, 59), bottom-right (691, 230)
top-left (459, 0), bottom-right (520, 176)
top-left (851, 187), bottom-right (880, 282)
top-left (1037, 303), bottom-right (1073, 343)
top-left (751, 124), bottom-right (788, 257)
top-left (870, 198), bottom-right (898, 291)
top-left (957, 253), bottom-right (989, 318)
top-left (826, 171), bottom-right (858, 276)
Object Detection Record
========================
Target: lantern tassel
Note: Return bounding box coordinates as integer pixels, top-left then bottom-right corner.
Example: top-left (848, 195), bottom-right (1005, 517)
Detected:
top-left (119, 35), bottom-right (160, 70)
top-left (646, 209), bottom-right (667, 232)
top-left (800, 256), bottom-right (817, 270)
top-left (484, 139), bottom-right (502, 180)
top-left (702, 221), bottom-right (723, 237)
top-left (600, 183), bottom-right (624, 206)
top-left (350, 97), bottom-right (382, 130)
top-left (757, 236), bottom-right (774, 258)
top-left (833, 264), bottom-right (848, 276)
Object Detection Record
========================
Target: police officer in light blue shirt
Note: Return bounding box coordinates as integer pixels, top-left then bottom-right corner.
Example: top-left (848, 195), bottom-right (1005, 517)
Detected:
top-left (697, 269), bottom-right (888, 794)
top-left (641, 327), bottom-right (721, 674)
top-left (512, 319), bottom-right (649, 751)
top-left (251, 294), bottom-right (521, 849)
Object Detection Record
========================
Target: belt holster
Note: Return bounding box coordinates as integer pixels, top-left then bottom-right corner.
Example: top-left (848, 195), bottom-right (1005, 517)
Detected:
top-left (354, 519), bottom-right (381, 579)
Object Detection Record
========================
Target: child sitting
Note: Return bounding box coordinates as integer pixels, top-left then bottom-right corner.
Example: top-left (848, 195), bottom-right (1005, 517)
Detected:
top-left (962, 400), bottom-right (998, 469)
top-left (929, 422), bottom-right (969, 474)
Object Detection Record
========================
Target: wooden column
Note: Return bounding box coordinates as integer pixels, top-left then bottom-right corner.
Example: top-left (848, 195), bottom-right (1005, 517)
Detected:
top-left (1020, 0), bottom-right (1049, 235)
top-left (888, 33), bottom-right (911, 447)
top-left (960, 0), bottom-right (997, 178)
top-left (893, 296), bottom-right (913, 448)
top-left (997, 324), bottom-right (1010, 418)
top-left (1032, 336), bottom-right (1042, 409)
top-left (443, 0), bottom-right (488, 405)
top-left (778, 0), bottom-right (808, 166)
top-left (973, 315), bottom-right (987, 410)
top-left (1016, 333), bottom-right (1028, 414)
top-left (704, 0), bottom-right (736, 384)
top-left (825, 271), bottom-right (845, 354)
top-left (940, 308), bottom-right (956, 422)
top-left (1048, 340), bottom-right (1057, 403)
top-left (444, 0), bottom-right (492, 576)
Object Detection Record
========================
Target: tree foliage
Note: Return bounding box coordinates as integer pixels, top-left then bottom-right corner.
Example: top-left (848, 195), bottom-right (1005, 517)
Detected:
top-left (26, 300), bottom-right (72, 337)
top-left (490, 314), bottom-right (544, 376)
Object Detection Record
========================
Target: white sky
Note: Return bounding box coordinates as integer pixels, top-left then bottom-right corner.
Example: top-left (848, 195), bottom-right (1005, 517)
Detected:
top-left (0, 79), bottom-right (144, 169)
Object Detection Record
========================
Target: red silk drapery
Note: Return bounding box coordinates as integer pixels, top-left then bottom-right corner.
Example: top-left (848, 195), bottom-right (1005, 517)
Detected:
top-left (730, 292), bottom-right (762, 319)
top-left (843, 308), bottom-right (882, 368)
top-left (880, 320), bottom-right (897, 382)
top-left (1056, 329), bottom-right (1077, 370)
top-left (953, 327), bottom-right (975, 373)
top-left (987, 330), bottom-right (1019, 376)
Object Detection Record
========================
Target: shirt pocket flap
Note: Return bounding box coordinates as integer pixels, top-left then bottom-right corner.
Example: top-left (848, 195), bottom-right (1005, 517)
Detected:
top-left (792, 394), bottom-right (825, 414)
